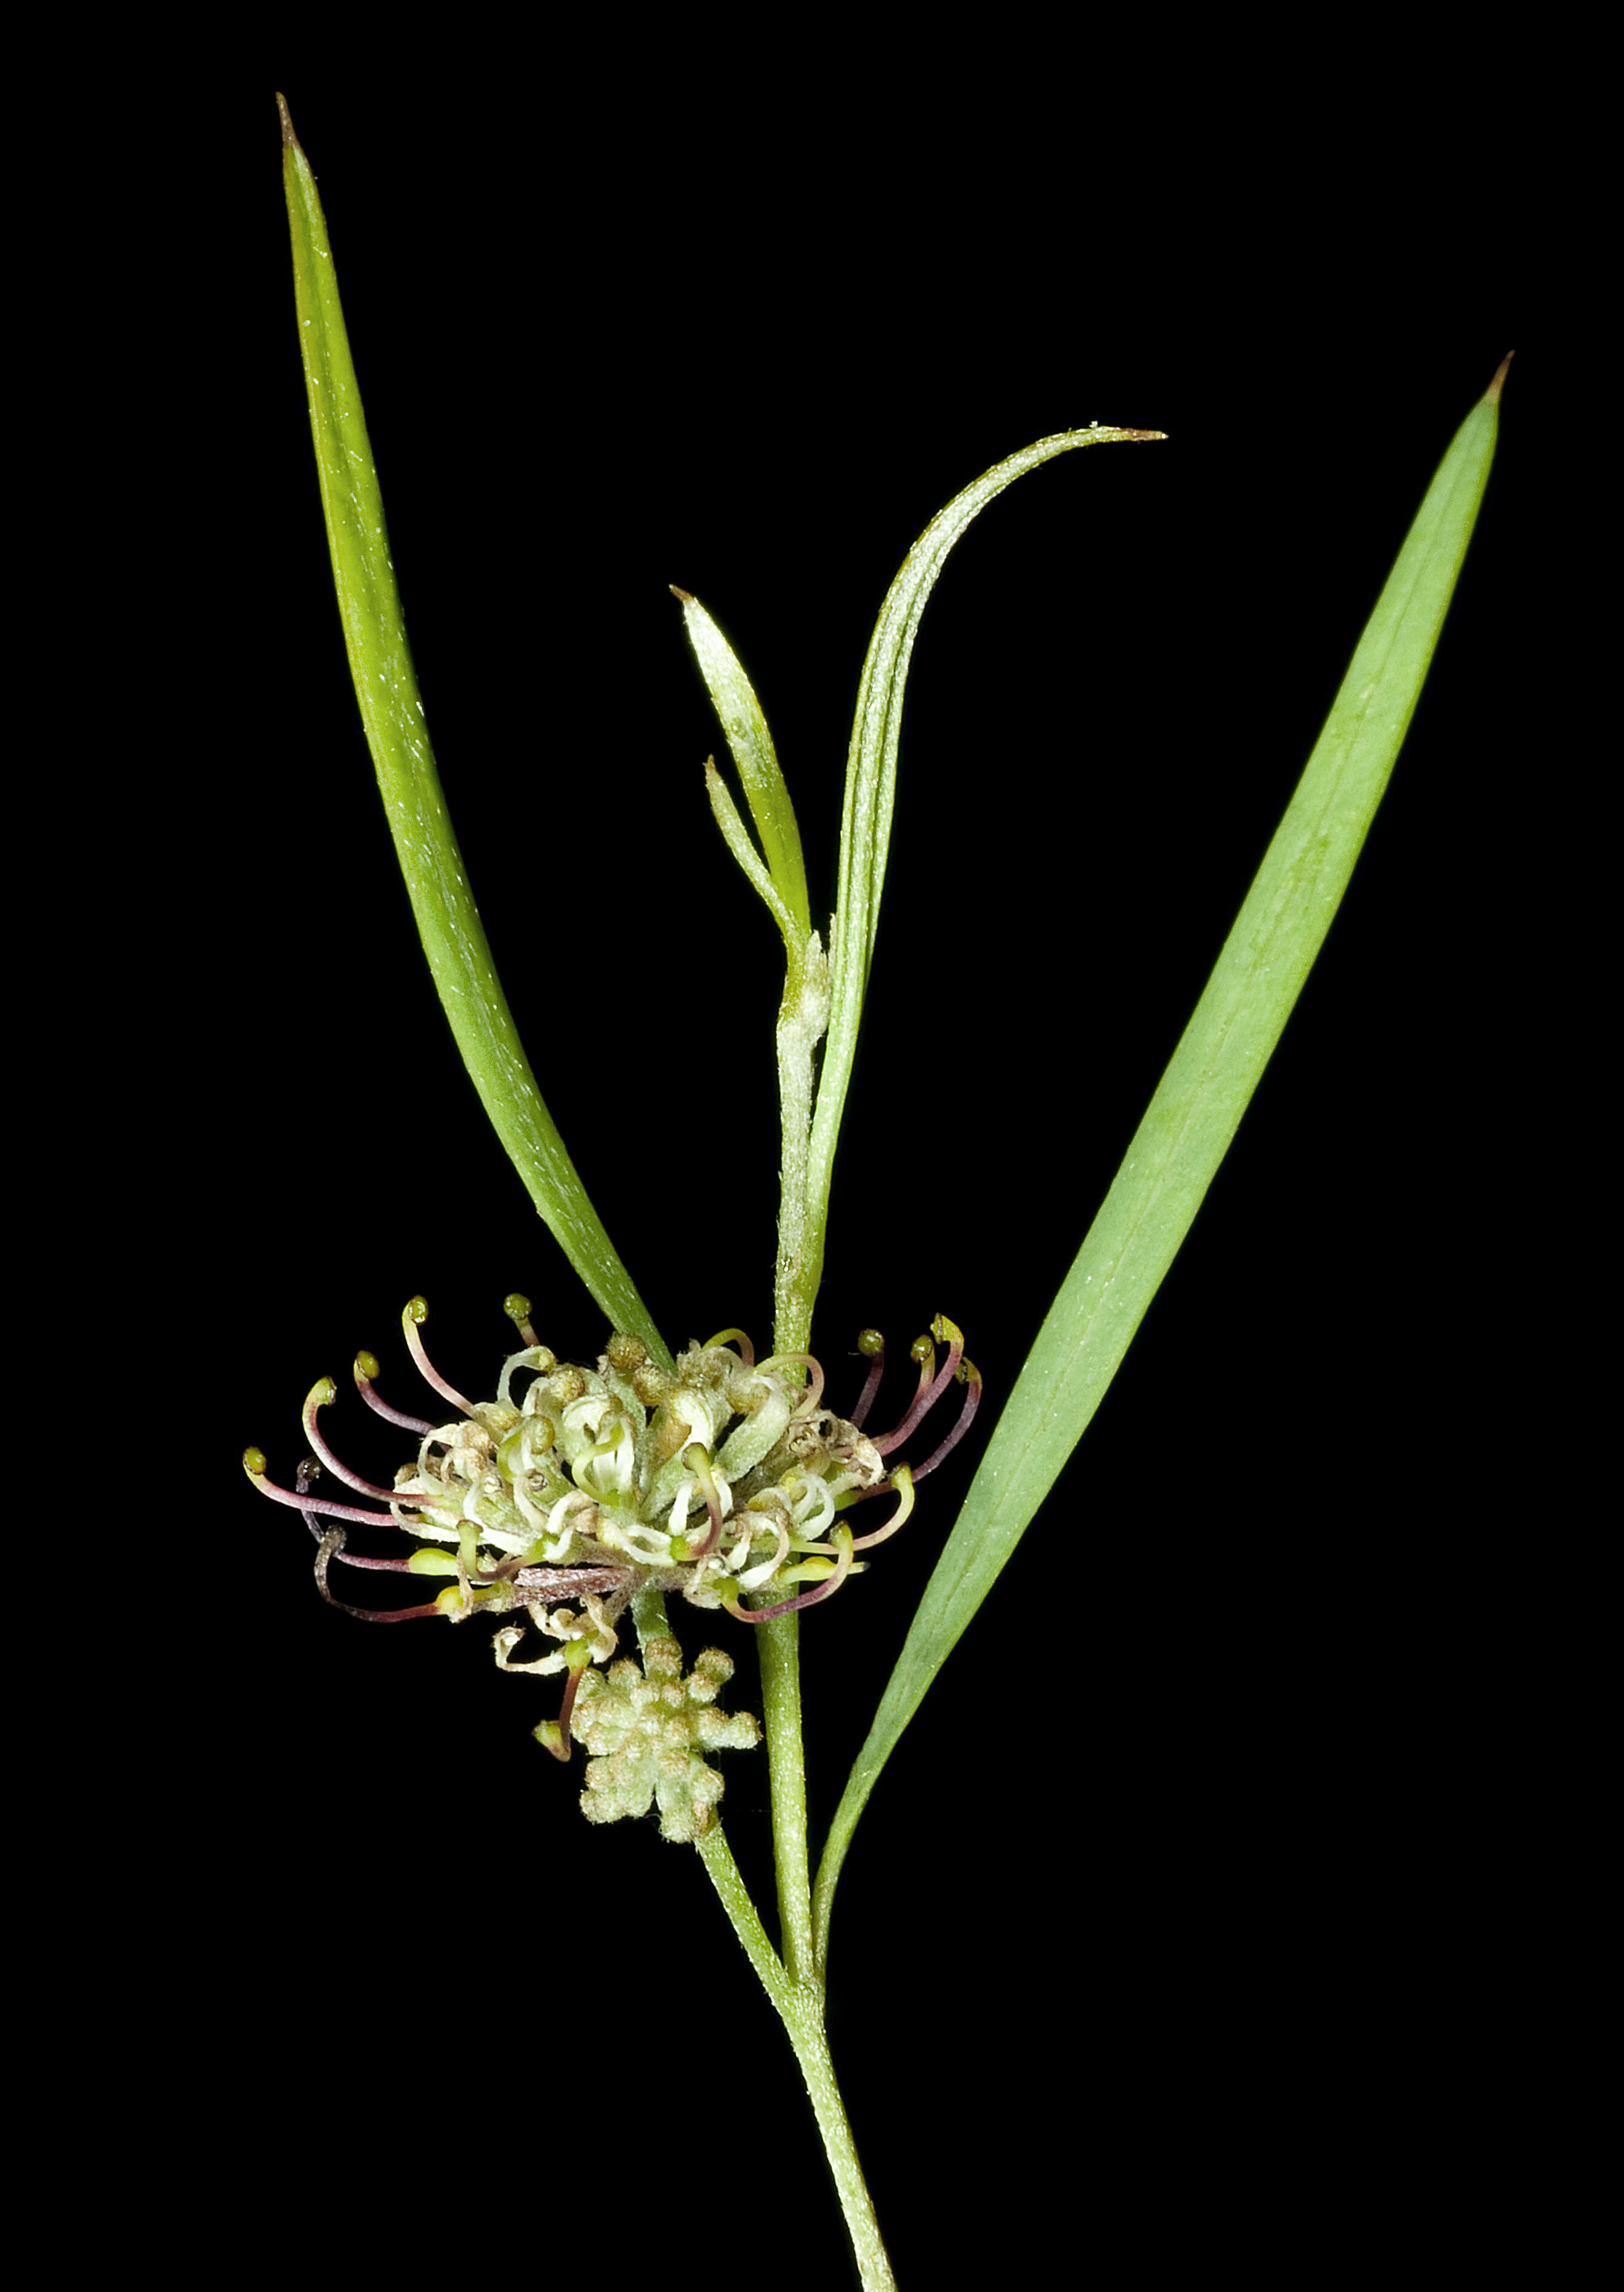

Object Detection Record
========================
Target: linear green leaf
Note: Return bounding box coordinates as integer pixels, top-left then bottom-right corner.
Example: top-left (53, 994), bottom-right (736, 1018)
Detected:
top-left (812, 360), bottom-right (1510, 1966)
top-left (703, 760), bottom-right (801, 952)
top-left (277, 98), bottom-right (665, 1363)
top-left (676, 589), bottom-right (811, 944)
top-left (801, 426), bottom-right (1165, 1313)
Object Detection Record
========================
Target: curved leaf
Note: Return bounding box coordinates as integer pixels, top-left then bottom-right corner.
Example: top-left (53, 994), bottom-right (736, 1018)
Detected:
top-left (795, 426), bottom-right (1165, 1332)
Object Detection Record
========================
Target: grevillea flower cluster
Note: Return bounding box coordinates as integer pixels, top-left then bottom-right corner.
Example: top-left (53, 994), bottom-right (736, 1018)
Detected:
top-left (245, 1296), bottom-right (979, 1833)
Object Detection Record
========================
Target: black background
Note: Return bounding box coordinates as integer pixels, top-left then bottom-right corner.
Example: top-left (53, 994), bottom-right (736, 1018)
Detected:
top-left (102, 69), bottom-right (1588, 2291)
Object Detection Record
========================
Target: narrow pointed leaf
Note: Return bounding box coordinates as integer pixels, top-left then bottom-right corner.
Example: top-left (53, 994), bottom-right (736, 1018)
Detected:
top-left (814, 362), bottom-right (1510, 1962)
top-left (277, 98), bottom-right (665, 1361)
top-left (675, 589), bottom-right (811, 942)
top-left (801, 427), bottom-right (1165, 1315)
top-left (703, 758), bottom-right (801, 953)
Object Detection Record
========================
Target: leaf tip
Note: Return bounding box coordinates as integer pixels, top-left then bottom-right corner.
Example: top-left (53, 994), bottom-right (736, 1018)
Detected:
top-left (1482, 351), bottom-right (1514, 405)
top-left (276, 92), bottom-right (300, 150)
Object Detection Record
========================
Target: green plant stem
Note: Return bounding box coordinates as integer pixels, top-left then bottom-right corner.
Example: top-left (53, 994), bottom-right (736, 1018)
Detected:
top-left (764, 1185), bottom-right (821, 1984)
top-left (754, 1244), bottom-right (872, 2264)
top-left (696, 1824), bottom-right (895, 2290)
top-left (646, 1532), bottom-right (882, 2279)
top-left (772, 953), bottom-right (832, 1356)
top-left (754, 1611), bottom-right (815, 1983)
top-left (779, 1994), bottom-right (894, 2292)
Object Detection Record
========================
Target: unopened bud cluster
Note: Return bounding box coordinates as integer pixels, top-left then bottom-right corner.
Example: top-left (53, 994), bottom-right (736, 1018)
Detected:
top-left (572, 1639), bottom-right (759, 1842)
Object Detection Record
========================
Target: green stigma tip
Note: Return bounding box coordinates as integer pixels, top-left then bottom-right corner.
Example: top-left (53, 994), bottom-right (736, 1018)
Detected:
top-left (354, 1350), bottom-right (380, 1379)
top-left (405, 1296), bottom-right (429, 1325)
top-left (242, 1446), bottom-right (267, 1476)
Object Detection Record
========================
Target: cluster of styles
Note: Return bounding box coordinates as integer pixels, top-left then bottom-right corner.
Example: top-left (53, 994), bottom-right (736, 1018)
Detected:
top-left (245, 1296), bottom-right (979, 1840)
